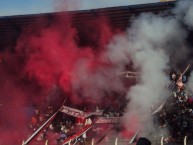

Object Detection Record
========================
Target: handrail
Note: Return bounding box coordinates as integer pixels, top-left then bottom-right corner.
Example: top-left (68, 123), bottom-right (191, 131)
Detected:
top-left (22, 135), bottom-right (191, 145)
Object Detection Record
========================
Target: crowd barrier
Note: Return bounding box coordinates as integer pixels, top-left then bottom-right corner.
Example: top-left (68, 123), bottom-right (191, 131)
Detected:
top-left (23, 136), bottom-right (191, 145)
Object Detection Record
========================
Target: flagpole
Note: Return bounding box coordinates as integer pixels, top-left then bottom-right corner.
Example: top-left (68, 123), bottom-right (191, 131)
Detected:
top-left (176, 64), bottom-right (190, 84)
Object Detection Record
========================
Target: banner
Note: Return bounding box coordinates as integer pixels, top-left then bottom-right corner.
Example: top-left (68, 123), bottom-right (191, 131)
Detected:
top-left (85, 110), bottom-right (104, 118)
top-left (95, 117), bottom-right (121, 124)
top-left (60, 106), bottom-right (86, 118)
top-left (60, 106), bottom-right (104, 119)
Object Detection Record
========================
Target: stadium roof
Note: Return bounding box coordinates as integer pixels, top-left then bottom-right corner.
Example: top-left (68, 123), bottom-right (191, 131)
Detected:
top-left (0, 1), bottom-right (175, 51)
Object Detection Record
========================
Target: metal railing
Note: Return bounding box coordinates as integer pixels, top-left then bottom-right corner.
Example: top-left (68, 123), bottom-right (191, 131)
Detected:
top-left (22, 136), bottom-right (191, 145)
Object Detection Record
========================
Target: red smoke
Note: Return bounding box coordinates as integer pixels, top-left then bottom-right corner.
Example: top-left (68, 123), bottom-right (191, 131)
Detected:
top-left (15, 14), bottom-right (120, 104)
top-left (0, 53), bottom-right (35, 144)
top-left (0, 10), bottom-right (127, 144)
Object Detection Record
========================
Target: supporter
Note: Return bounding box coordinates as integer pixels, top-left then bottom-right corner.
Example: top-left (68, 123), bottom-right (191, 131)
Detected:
top-left (49, 124), bottom-right (55, 131)
top-left (29, 116), bottom-right (37, 130)
top-left (171, 73), bottom-right (177, 82)
top-left (57, 131), bottom-right (67, 143)
top-left (44, 105), bottom-right (54, 118)
top-left (29, 107), bottom-right (40, 130)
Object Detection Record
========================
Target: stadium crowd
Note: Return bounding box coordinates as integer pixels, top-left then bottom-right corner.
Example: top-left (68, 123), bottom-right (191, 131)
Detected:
top-left (26, 67), bottom-right (193, 145)
top-left (152, 68), bottom-right (193, 144)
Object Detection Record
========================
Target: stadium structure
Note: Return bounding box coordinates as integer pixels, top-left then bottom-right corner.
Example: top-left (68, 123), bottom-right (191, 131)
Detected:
top-left (0, 1), bottom-right (175, 51)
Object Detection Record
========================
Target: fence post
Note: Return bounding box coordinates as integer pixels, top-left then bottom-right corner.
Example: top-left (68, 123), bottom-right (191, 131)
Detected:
top-left (92, 138), bottom-right (94, 145)
top-left (115, 137), bottom-right (118, 145)
top-left (22, 140), bottom-right (25, 145)
top-left (45, 140), bottom-right (48, 145)
top-left (68, 139), bottom-right (71, 145)
top-left (184, 136), bottom-right (187, 145)
top-left (161, 137), bottom-right (164, 145)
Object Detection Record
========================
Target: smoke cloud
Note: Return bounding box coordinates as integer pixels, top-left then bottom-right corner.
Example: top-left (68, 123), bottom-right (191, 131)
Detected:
top-left (103, 0), bottom-right (193, 140)
top-left (0, 0), bottom-right (193, 144)
top-left (174, 0), bottom-right (193, 29)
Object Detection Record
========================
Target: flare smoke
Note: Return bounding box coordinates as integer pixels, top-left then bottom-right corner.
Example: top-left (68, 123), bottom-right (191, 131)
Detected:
top-left (0, 0), bottom-right (193, 144)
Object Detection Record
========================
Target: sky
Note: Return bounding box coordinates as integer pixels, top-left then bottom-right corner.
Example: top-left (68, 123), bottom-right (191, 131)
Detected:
top-left (0, 0), bottom-right (159, 17)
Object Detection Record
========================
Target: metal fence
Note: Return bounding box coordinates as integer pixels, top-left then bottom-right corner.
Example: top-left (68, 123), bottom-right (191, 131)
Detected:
top-left (23, 136), bottom-right (193, 145)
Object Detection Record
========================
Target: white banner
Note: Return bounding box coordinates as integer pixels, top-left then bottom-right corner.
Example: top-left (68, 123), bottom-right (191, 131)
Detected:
top-left (60, 106), bottom-right (104, 119)
top-left (60, 106), bottom-right (86, 118)
top-left (95, 117), bottom-right (120, 124)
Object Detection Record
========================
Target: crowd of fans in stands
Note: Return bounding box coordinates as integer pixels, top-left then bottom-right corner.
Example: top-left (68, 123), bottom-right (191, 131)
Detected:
top-left (153, 69), bottom-right (193, 144)
top-left (28, 103), bottom-right (121, 144)
top-left (27, 67), bottom-right (193, 144)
